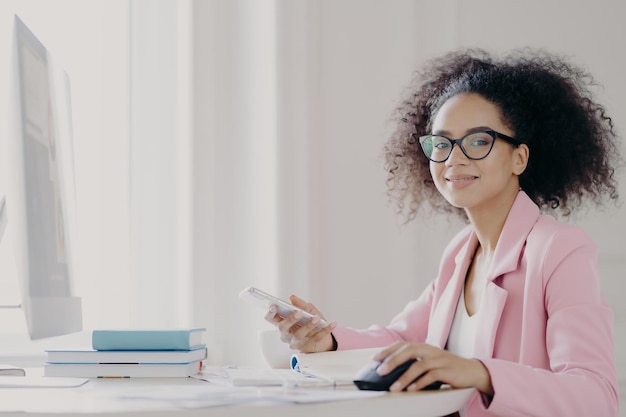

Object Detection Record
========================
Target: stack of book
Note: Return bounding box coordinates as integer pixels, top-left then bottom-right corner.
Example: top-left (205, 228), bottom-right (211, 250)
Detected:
top-left (44, 328), bottom-right (207, 378)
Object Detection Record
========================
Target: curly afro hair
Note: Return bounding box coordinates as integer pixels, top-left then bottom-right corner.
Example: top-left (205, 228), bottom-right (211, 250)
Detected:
top-left (384, 48), bottom-right (622, 222)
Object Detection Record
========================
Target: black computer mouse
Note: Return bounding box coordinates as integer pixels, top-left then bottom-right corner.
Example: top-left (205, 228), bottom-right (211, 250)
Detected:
top-left (353, 358), bottom-right (443, 391)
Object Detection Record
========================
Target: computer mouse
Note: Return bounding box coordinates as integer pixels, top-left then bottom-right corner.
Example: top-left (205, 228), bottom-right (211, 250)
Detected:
top-left (353, 358), bottom-right (443, 391)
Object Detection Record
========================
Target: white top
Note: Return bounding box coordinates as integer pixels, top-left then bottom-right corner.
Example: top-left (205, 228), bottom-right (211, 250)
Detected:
top-left (447, 288), bottom-right (481, 417)
top-left (446, 287), bottom-right (479, 359)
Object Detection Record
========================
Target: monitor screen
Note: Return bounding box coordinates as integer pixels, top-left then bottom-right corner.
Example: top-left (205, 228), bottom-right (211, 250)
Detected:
top-left (8, 15), bottom-right (82, 339)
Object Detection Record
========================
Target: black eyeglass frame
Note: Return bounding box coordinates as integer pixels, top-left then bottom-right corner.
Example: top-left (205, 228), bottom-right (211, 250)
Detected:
top-left (416, 129), bottom-right (522, 163)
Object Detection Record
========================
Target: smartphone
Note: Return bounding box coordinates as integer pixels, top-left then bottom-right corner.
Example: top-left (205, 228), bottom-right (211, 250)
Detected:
top-left (239, 286), bottom-right (329, 329)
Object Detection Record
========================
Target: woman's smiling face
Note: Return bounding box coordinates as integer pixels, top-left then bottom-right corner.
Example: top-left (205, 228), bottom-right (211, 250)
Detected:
top-left (429, 93), bottom-right (528, 215)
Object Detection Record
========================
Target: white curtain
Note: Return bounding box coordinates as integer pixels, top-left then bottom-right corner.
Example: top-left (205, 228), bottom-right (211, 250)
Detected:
top-left (129, 0), bottom-right (194, 328)
top-left (190, 0), bottom-right (280, 366)
top-left (188, 0), bottom-right (436, 366)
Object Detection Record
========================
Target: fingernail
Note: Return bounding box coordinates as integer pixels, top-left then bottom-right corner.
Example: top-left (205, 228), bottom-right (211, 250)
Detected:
top-left (377, 364), bottom-right (389, 374)
top-left (294, 311), bottom-right (303, 319)
top-left (269, 305), bottom-right (277, 313)
top-left (311, 316), bottom-right (320, 324)
top-left (389, 381), bottom-right (401, 392)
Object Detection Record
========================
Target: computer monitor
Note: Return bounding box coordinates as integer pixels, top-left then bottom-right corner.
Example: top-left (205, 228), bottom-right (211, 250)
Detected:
top-left (7, 15), bottom-right (82, 339)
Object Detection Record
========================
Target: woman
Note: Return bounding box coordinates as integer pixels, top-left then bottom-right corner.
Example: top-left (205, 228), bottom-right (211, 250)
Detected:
top-left (265, 49), bottom-right (620, 416)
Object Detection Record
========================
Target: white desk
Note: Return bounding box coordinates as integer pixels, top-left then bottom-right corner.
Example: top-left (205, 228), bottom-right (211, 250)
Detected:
top-left (0, 332), bottom-right (474, 416)
top-left (0, 371), bottom-right (474, 416)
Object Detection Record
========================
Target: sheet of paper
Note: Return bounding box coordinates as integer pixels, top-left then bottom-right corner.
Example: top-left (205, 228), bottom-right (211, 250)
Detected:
top-left (113, 384), bottom-right (385, 409)
top-left (260, 387), bottom-right (386, 404)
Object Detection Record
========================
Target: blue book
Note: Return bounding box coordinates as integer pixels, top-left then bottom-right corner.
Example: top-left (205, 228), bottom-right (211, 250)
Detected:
top-left (92, 328), bottom-right (206, 351)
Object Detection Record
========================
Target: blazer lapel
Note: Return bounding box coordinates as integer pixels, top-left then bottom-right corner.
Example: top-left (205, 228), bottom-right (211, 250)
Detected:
top-left (426, 234), bottom-right (478, 348)
top-left (473, 191), bottom-right (540, 357)
top-left (474, 282), bottom-right (508, 357)
top-left (489, 192), bottom-right (540, 279)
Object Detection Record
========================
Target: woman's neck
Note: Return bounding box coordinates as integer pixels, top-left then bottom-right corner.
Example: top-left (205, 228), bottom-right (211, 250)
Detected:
top-left (465, 187), bottom-right (520, 255)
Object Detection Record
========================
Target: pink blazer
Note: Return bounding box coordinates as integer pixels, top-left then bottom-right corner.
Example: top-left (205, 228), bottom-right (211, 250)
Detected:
top-left (333, 191), bottom-right (618, 416)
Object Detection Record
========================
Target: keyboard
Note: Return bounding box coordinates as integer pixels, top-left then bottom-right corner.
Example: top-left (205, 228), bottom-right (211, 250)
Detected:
top-left (224, 368), bottom-right (332, 387)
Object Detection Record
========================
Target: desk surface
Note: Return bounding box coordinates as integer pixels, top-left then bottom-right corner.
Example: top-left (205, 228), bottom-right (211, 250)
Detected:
top-left (0, 333), bottom-right (474, 416)
top-left (0, 371), bottom-right (475, 416)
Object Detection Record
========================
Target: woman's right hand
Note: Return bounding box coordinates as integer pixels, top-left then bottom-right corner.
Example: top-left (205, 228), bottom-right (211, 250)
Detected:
top-left (264, 294), bottom-right (337, 353)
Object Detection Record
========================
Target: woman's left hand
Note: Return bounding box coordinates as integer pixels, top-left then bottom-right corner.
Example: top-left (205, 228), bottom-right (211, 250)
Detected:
top-left (373, 341), bottom-right (494, 395)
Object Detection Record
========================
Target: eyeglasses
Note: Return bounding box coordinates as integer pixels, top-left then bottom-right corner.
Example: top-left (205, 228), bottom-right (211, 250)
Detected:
top-left (417, 130), bottom-right (521, 163)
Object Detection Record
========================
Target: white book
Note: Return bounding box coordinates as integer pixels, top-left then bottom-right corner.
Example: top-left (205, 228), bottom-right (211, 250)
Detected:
top-left (46, 346), bottom-right (207, 364)
top-left (44, 360), bottom-right (203, 378)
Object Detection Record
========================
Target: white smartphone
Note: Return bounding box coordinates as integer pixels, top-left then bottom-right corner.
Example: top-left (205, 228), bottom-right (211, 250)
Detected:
top-left (239, 286), bottom-right (329, 329)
